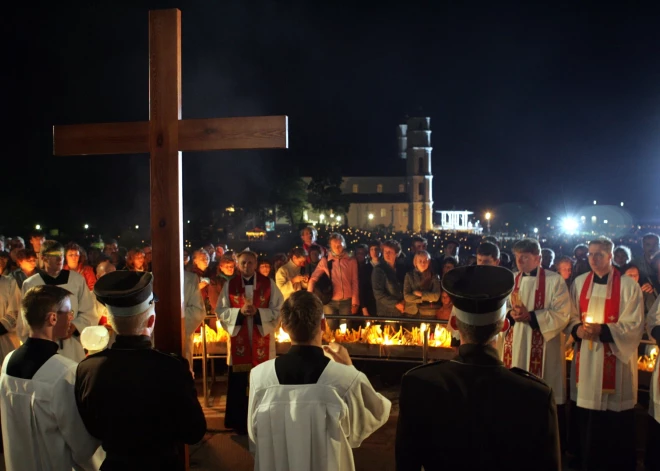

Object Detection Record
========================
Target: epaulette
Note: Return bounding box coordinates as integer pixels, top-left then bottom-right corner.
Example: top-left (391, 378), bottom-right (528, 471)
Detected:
top-left (510, 367), bottom-right (550, 388)
top-left (404, 359), bottom-right (449, 376)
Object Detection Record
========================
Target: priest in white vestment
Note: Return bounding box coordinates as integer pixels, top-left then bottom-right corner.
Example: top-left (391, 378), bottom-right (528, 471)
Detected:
top-left (1, 284), bottom-right (104, 470)
top-left (19, 241), bottom-right (98, 363)
top-left (248, 290), bottom-right (391, 471)
top-left (216, 249), bottom-right (283, 434)
top-left (502, 239), bottom-right (571, 449)
top-left (645, 295), bottom-right (660, 470)
top-left (183, 270), bottom-right (205, 368)
top-left (0, 276), bottom-right (22, 365)
top-left (566, 237), bottom-right (643, 471)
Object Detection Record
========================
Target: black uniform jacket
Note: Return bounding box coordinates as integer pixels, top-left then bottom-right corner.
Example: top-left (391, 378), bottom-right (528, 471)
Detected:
top-left (396, 343), bottom-right (560, 471)
top-left (75, 335), bottom-right (207, 470)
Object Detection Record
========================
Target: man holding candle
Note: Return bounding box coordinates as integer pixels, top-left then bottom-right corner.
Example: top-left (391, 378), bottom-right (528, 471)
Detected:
top-left (502, 238), bottom-right (571, 449)
top-left (216, 249), bottom-right (284, 435)
top-left (567, 236), bottom-right (644, 471)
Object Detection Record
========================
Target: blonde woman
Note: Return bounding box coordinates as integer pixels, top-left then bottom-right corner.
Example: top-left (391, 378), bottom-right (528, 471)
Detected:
top-left (403, 251), bottom-right (441, 318)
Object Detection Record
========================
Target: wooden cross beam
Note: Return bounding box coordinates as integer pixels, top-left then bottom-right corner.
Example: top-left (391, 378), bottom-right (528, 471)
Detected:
top-left (53, 10), bottom-right (287, 467)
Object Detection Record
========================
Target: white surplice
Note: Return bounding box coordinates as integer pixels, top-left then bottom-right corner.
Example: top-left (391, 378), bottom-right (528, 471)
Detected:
top-left (505, 269), bottom-right (571, 404)
top-left (0, 350), bottom-right (105, 470)
top-left (19, 271), bottom-right (99, 363)
top-left (646, 295), bottom-right (660, 423)
top-left (567, 271), bottom-right (644, 411)
top-left (183, 271), bottom-right (206, 366)
top-left (248, 359), bottom-right (391, 471)
top-left (275, 260), bottom-right (307, 301)
top-left (215, 276), bottom-right (283, 365)
top-left (0, 276), bottom-right (22, 365)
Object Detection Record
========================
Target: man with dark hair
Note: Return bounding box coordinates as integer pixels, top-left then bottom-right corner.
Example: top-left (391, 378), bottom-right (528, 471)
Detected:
top-left (248, 291), bottom-right (390, 471)
top-left (276, 247), bottom-right (309, 301)
top-left (633, 233), bottom-right (660, 294)
top-left (541, 248), bottom-right (556, 270)
top-left (29, 229), bottom-right (46, 270)
top-left (11, 248), bottom-right (37, 289)
top-left (567, 236), bottom-right (643, 470)
top-left (573, 243), bottom-right (590, 279)
top-left (476, 242), bottom-right (500, 266)
top-left (396, 265), bottom-right (561, 471)
top-left (1, 285), bottom-right (104, 469)
top-left (504, 238), bottom-right (571, 451)
top-left (216, 249), bottom-right (284, 434)
top-left (76, 271), bottom-right (206, 470)
top-left (20, 240), bottom-right (98, 362)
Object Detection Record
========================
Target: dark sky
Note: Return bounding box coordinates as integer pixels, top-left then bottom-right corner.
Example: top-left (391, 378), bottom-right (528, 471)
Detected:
top-left (3, 1), bottom-right (660, 235)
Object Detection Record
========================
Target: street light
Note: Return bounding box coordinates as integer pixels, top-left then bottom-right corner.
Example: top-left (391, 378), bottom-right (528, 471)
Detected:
top-left (368, 213), bottom-right (374, 220)
top-left (620, 202), bottom-right (624, 207)
top-left (336, 215), bottom-right (341, 222)
top-left (35, 224), bottom-right (41, 230)
top-left (135, 225), bottom-right (139, 230)
top-left (84, 224), bottom-right (89, 230)
top-left (533, 227), bottom-right (538, 234)
top-left (319, 214), bottom-right (325, 222)
top-left (485, 212), bottom-right (492, 234)
top-left (593, 200), bottom-right (597, 205)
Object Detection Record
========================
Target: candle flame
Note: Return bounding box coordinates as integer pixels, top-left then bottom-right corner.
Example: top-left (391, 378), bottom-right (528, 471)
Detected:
top-left (339, 323), bottom-right (347, 334)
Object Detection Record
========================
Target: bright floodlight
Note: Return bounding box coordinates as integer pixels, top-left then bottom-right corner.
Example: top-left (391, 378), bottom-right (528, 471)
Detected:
top-left (561, 217), bottom-right (579, 234)
top-left (533, 227), bottom-right (538, 234)
top-left (547, 217), bottom-right (551, 221)
top-left (336, 215), bottom-right (341, 221)
top-left (620, 202), bottom-right (624, 207)
top-left (593, 200), bottom-right (597, 205)
top-left (485, 212), bottom-right (491, 220)
top-left (368, 213), bottom-right (374, 220)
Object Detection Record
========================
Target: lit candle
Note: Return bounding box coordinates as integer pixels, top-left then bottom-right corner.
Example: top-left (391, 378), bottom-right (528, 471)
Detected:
top-left (339, 323), bottom-right (347, 334)
top-left (584, 316), bottom-right (594, 350)
top-left (420, 323), bottom-right (427, 333)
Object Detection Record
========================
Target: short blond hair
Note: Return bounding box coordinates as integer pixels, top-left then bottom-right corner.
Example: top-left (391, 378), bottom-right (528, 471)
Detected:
top-left (589, 236), bottom-right (614, 255)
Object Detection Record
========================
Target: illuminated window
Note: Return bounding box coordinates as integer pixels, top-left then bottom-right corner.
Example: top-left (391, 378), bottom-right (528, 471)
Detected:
top-left (376, 184), bottom-right (383, 193)
top-left (380, 208), bottom-right (387, 218)
top-left (399, 184), bottom-right (405, 193)
top-left (352, 184), bottom-right (359, 193)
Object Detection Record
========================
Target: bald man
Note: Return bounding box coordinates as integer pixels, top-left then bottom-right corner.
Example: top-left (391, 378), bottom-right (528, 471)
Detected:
top-left (96, 261), bottom-right (116, 280)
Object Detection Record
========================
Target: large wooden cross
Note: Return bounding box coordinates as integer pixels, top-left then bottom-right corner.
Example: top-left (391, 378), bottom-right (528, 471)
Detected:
top-left (54, 8), bottom-right (287, 361)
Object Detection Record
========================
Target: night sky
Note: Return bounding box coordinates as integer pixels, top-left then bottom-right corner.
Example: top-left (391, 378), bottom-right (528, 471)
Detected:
top-left (3, 2), bottom-right (660, 236)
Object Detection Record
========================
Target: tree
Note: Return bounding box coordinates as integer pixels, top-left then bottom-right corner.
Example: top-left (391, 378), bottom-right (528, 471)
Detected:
top-left (307, 171), bottom-right (350, 217)
top-left (269, 175), bottom-right (309, 226)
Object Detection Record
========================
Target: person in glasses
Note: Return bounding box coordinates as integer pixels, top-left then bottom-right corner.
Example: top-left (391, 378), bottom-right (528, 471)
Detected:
top-left (19, 240), bottom-right (98, 363)
top-left (0, 284), bottom-right (104, 470)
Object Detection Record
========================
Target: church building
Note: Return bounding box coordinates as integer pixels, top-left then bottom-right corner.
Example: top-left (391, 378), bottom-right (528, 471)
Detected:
top-left (303, 116), bottom-right (435, 232)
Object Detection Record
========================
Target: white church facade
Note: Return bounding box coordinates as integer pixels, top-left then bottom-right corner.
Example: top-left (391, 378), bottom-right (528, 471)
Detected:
top-left (302, 116), bottom-right (435, 232)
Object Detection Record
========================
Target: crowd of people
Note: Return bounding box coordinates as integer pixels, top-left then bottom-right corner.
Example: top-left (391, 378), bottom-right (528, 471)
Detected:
top-left (0, 225), bottom-right (659, 470)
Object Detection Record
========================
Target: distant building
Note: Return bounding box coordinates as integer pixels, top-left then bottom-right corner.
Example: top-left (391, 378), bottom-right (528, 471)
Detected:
top-left (303, 116), bottom-right (435, 232)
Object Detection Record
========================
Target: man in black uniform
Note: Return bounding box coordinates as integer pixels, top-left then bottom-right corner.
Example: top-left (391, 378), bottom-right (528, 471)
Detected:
top-left (395, 265), bottom-right (561, 471)
top-left (75, 271), bottom-right (207, 470)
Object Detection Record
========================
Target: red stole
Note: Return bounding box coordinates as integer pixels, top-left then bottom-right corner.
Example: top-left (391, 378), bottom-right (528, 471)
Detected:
top-left (227, 273), bottom-right (272, 372)
top-left (576, 269), bottom-right (620, 393)
top-left (503, 267), bottom-right (546, 377)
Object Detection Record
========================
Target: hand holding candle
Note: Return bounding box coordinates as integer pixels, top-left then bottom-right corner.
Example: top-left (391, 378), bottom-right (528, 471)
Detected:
top-left (584, 315), bottom-right (594, 350)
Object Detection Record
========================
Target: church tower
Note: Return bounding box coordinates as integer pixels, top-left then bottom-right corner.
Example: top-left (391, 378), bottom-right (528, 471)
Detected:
top-left (404, 117), bottom-right (433, 232)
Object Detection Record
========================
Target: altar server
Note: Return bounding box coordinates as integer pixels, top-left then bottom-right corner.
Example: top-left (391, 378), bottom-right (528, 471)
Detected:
top-left (1, 285), bottom-right (104, 470)
top-left (567, 236), bottom-right (644, 471)
top-left (396, 265), bottom-right (561, 471)
top-left (216, 248), bottom-right (284, 434)
top-left (20, 240), bottom-right (98, 362)
top-left (248, 290), bottom-right (391, 471)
